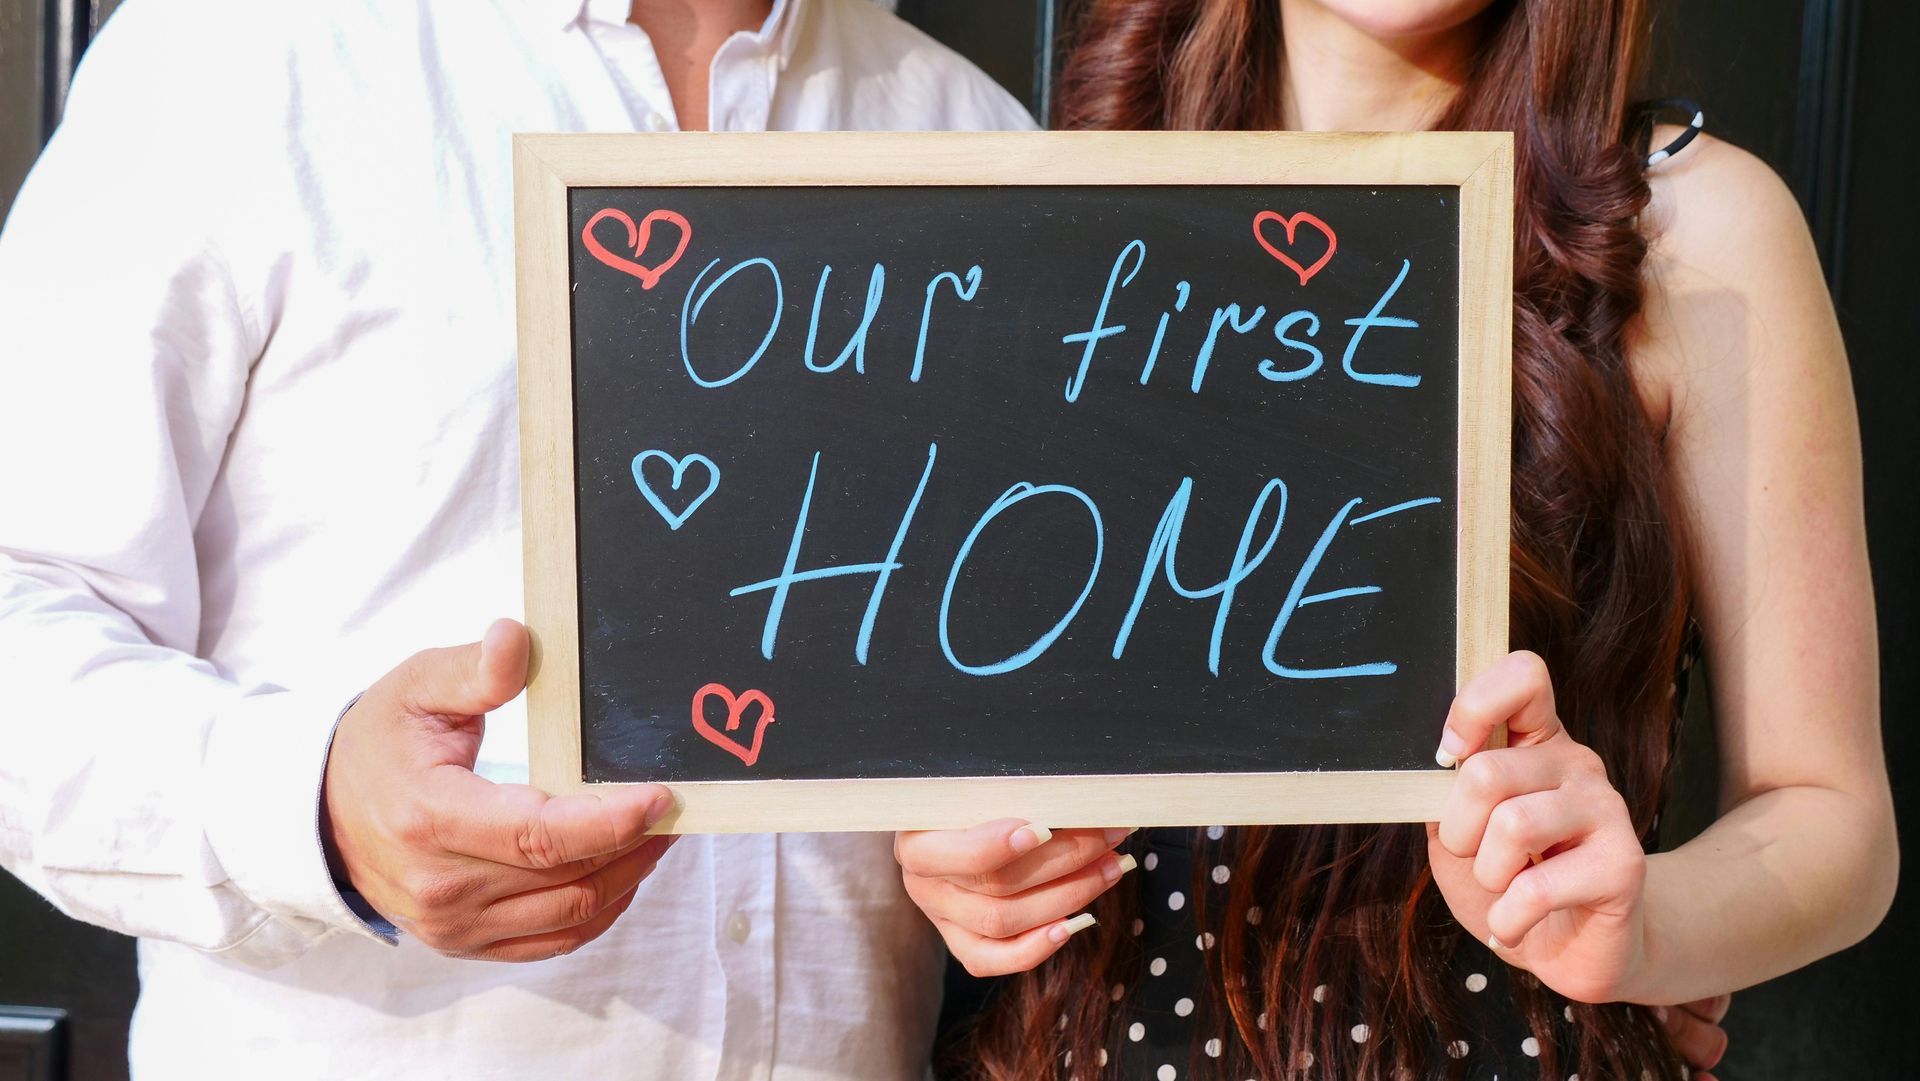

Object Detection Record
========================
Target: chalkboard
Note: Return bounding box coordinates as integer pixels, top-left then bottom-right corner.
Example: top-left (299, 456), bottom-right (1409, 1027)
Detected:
top-left (516, 132), bottom-right (1511, 832)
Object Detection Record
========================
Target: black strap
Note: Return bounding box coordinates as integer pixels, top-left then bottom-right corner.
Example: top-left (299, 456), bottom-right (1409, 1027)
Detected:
top-left (1637, 97), bottom-right (1706, 167)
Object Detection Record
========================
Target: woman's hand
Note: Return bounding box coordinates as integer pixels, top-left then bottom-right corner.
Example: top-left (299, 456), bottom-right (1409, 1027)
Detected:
top-left (1432, 654), bottom-right (1732, 1074)
top-left (1658, 993), bottom-right (1732, 1080)
top-left (895, 819), bottom-right (1135, 976)
top-left (1427, 650), bottom-right (1652, 1004)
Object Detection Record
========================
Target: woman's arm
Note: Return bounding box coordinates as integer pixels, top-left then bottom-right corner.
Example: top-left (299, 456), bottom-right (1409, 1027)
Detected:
top-left (1621, 133), bottom-right (1897, 1002)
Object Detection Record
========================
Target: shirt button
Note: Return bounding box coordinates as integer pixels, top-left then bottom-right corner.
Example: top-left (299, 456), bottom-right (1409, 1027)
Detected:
top-left (725, 912), bottom-right (751, 943)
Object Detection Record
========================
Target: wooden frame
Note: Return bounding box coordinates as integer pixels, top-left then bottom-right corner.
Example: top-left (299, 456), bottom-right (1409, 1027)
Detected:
top-left (516, 131), bottom-right (1512, 833)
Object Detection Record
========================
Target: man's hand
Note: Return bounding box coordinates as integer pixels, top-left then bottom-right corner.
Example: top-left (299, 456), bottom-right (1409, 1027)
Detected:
top-left (322, 618), bottom-right (674, 961)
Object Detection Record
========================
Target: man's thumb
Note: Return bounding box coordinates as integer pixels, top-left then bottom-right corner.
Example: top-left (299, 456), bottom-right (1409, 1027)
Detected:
top-left (395, 618), bottom-right (530, 719)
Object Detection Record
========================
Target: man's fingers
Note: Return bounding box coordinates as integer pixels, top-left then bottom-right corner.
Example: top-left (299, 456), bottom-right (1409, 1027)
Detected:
top-left (895, 819), bottom-right (1064, 879)
top-left (444, 836), bottom-right (673, 949)
top-left (393, 618), bottom-right (530, 719)
top-left (1437, 650), bottom-right (1561, 766)
top-left (427, 769), bottom-right (674, 869)
top-left (904, 849), bottom-right (1131, 940)
top-left (1659, 1001), bottom-right (1730, 1073)
top-left (930, 913), bottom-right (1086, 978)
top-left (455, 873), bottom-right (645, 963)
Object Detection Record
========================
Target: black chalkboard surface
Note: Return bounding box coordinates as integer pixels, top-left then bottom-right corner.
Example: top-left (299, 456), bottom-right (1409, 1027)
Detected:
top-left (516, 133), bottom-right (1512, 832)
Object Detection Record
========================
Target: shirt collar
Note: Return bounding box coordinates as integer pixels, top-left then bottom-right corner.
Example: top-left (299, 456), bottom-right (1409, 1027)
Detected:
top-left (547, 0), bottom-right (807, 68)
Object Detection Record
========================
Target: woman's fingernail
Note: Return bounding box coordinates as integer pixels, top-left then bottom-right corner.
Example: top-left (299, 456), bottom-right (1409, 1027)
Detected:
top-left (1487, 932), bottom-right (1503, 950)
top-left (1010, 824), bottom-right (1053, 854)
top-left (1104, 853), bottom-right (1139, 884)
top-left (1048, 912), bottom-right (1097, 943)
top-left (1437, 726), bottom-right (1469, 768)
top-left (1435, 745), bottom-right (1460, 768)
top-left (1104, 827), bottom-right (1133, 845)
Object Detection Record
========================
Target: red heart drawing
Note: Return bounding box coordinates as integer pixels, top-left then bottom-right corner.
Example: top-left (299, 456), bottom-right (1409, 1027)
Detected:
top-left (690, 682), bottom-right (776, 767)
top-left (582, 207), bottom-right (692, 290)
top-left (1252, 210), bottom-right (1338, 286)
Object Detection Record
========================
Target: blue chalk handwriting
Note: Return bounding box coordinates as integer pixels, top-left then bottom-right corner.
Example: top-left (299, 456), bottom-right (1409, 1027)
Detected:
top-left (912, 265), bottom-right (983, 383)
top-left (1259, 309), bottom-right (1324, 382)
top-left (1112, 477), bottom-right (1289, 676)
top-left (1342, 259), bottom-right (1422, 387)
top-left (680, 257), bottom-right (784, 388)
top-left (729, 444), bottom-right (938, 662)
top-left (1189, 302), bottom-right (1267, 394)
top-left (1138, 280), bottom-right (1191, 385)
top-left (1060, 239), bottom-right (1145, 403)
top-left (940, 482), bottom-right (1105, 676)
top-left (632, 450), bottom-right (721, 531)
top-left (804, 263), bottom-right (887, 374)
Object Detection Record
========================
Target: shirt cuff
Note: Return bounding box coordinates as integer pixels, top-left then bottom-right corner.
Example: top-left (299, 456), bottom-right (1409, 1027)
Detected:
top-left (200, 687), bottom-right (397, 947)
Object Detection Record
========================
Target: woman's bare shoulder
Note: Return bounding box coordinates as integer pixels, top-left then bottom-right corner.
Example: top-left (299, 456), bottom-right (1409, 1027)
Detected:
top-left (1633, 130), bottom-right (1837, 432)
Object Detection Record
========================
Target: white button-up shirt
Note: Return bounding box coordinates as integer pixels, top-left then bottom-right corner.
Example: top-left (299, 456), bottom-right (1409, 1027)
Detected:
top-left (0, 0), bottom-right (1034, 1077)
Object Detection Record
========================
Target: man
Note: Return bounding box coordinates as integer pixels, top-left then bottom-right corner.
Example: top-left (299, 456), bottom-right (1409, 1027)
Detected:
top-left (0, 1), bottom-right (1033, 1076)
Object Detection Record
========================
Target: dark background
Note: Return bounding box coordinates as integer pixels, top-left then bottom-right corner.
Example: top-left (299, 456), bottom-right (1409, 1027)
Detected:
top-left (3, 1), bottom-right (1914, 1078)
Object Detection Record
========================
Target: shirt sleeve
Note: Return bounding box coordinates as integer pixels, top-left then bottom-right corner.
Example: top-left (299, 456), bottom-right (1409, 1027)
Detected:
top-left (0, 0), bottom-right (390, 967)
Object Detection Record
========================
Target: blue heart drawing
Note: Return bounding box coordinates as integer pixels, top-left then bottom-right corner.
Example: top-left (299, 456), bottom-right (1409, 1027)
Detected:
top-left (631, 450), bottom-right (720, 531)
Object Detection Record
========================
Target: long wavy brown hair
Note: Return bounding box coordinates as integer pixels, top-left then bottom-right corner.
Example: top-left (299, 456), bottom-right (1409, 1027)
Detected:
top-left (966, 0), bottom-right (1695, 1078)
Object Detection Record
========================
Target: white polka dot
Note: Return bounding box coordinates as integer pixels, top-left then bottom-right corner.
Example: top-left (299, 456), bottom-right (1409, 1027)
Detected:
top-left (1256, 1012), bottom-right (1268, 1031)
top-left (1063, 1051), bottom-right (1072, 1067)
top-left (1211, 864), bottom-right (1231, 884)
top-left (1296, 1052), bottom-right (1315, 1069)
top-left (1149, 956), bottom-right (1168, 976)
top-left (1351, 1023), bottom-right (1371, 1043)
top-left (1246, 905), bottom-right (1263, 926)
top-left (1565, 1005), bottom-right (1576, 1022)
top-left (1057, 1013), bottom-right (1067, 1030)
top-left (1098, 1049), bottom-right (1109, 1067)
top-left (1167, 890), bottom-right (1186, 911)
top-left (1157, 1065), bottom-right (1177, 1081)
top-left (1111, 983), bottom-right (1125, 1002)
top-left (1195, 932), bottom-right (1216, 950)
top-left (1131, 918), bottom-right (1144, 936)
top-left (1447, 1040), bottom-right (1469, 1059)
top-left (1521, 1036), bottom-right (1540, 1057)
top-left (1311, 983), bottom-right (1328, 1003)
top-left (1207, 825), bottom-right (1226, 840)
top-left (1143, 852), bottom-right (1160, 871)
top-left (1175, 997), bottom-right (1194, 1016)
top-left (1128, 1021), bottom-right (1145, 1042)
top-left (1465, 972), bottom-right (1488, 992)
top-left (1570, 1074), bottom-right (1581, 1081)
top-left (1204, 1038), bottom-right (1223, 1058)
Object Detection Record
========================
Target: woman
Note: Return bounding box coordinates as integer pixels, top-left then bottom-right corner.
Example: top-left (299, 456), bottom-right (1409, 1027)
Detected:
top-left (894, 0), bottom-right (1897, 1077)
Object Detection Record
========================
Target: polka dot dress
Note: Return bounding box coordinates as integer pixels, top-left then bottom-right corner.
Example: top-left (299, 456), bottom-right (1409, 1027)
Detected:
top-left (1108, 827), bottom-right (1568, 1080)
top-left (1103, 627), bottom-right (1706, 1079)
